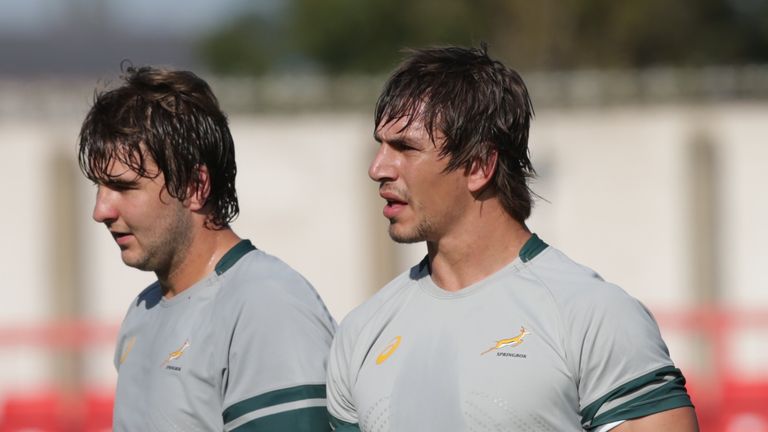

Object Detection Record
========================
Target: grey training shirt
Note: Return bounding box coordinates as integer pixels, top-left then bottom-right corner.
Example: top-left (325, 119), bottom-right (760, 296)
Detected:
top-left (328, 235), bottom-right (692, 431)
top-left (114, 240), bottom-right (336, 431)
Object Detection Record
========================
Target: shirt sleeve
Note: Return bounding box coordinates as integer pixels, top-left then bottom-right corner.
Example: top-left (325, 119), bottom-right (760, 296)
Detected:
top-left (220, 270), bottom-right (336, 432)
top-left (326, 321), bottom-right (362, 430)
top-left (566, 284), bottom-right (693, 429)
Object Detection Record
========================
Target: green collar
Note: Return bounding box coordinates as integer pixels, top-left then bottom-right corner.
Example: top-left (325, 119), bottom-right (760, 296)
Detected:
top-left (519, 233), bottom-right (548, 263)
top-left (215, 240), bottom-right (257, 275)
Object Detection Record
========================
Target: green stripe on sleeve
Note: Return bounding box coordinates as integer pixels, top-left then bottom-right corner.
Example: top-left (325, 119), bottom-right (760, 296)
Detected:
top-left (223, 384), bottom-right (326, 424)
top-left (581, 366), bottom-right (693, 428)
top-left (330, 414), bottom-right (361, 431)
top-left (231, 406), bottom-right (329, 431)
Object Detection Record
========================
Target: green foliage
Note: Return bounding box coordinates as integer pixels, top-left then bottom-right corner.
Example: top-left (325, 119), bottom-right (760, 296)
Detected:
top-left (198, 13), bottom-right (280, 76)
top-left (287, 0), bottom-right (487, 73)
top-left (199, 0), bottom-right (768, 75)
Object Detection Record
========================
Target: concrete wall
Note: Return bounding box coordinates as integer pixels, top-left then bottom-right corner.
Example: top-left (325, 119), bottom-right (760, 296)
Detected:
top-left (0, 101), bottom-right (766, 394)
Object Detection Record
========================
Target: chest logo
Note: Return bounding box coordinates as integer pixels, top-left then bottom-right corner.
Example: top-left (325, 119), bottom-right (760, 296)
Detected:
top-left (162, 339), bottom-right (190, 367)
top-left (119, 336), bottom-right (136, 365)
top-left (376, 336), bottom-right (402, 365)
top-left (481, 327), bottom-right (530, 355)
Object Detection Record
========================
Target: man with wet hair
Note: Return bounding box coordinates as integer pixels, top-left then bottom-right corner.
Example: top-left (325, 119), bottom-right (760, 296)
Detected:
top-left (327, 45), bottom-right (698, 431)
top-left (79, 65), bottom-right (335, 431)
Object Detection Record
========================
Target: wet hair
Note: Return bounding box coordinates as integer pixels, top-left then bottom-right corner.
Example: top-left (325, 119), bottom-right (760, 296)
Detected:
top-left (375, 44), bottom-right (536, 223)
top-left (78, 64), bottom-right (238, 228)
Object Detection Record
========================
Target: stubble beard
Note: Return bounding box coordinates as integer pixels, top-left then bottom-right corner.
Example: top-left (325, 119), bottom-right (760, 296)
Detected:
top-left (124, 207), bottom-right (193, 274)
top-left (383, 186), bottom-right (432, 244)
top-left (388, 217), bottom-right (434, 244)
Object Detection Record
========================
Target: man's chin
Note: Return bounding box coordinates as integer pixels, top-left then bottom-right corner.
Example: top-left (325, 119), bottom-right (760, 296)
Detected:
top-left (121, 253), bottom-right (152, 272)
top-left (388, 226), bottom-right (425, 244)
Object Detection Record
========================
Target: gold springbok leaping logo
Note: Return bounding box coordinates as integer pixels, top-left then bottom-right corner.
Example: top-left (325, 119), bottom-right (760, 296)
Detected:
top-left (162, 340), bottom-right (190, 366)
top-left (481, 327), bottom-right (530, 355)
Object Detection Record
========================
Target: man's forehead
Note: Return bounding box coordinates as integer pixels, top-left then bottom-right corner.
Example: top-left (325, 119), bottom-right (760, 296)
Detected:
top-left (103, 158), bottom-right (142, 178)
top-left (98, 149), bottom-right (159, 181)
top-left (375, 115), bottom-right (428, 140)
top-left (375, 115), bottom-right (446, 147)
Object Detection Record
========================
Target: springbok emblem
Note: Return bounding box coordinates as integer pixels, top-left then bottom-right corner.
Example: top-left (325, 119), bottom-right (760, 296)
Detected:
top-left (162, 340), bottom-right (190, 366)
top-left (481, 327), bottom-right (530, 355)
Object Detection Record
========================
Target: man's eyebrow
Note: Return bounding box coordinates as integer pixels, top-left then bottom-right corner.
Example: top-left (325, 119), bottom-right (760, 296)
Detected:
top-left (373, 131), bottom-right (411, 148)
top-left (101, 177), bottom-right (140, 187)
top-left (389, 138), bottom-right (412, 148)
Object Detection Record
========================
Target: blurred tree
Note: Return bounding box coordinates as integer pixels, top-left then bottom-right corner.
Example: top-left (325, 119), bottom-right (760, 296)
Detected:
top-left (199, 12), bottom-right (281, 75)
top-left (565, 0), bottom-right (768, 68)
top-left (199, 0), bottom-right (768, 75)
top-left (286, 0), bottom-right (488, 73)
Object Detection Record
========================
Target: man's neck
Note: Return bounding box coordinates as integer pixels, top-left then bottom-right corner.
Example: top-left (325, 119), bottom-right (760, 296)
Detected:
top-left (426, 203), bottom-right (531, 292)
top-left (158, 227), bottom-right (241, 298)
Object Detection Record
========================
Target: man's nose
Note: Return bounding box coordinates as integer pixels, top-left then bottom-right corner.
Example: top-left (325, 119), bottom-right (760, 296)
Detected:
top-left (369, 144), bottom-right (397, 183)
top-left (92, 185), bottom-right (118, 224)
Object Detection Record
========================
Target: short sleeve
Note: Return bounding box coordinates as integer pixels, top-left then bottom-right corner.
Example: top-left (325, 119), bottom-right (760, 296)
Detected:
top-left (566, 286), bottom-right (693, 429)
top-left (326, 322), bottom-right (361, 430)
top-left (220, 269), bottom-right (336, 431)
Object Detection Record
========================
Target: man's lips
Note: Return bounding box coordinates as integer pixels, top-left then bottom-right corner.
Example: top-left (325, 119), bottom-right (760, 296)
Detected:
top-left (380, 191), bottom-right (407, 219)
top-left (383, 202), bottom-right (406, 219)
top-left (111, 231), bottom-right (134, 246)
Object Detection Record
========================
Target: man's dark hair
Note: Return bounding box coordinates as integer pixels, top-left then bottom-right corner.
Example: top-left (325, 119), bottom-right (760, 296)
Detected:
top-left (78, 64), bottom-right (238, 228)
top-left (375, 44), bottom-right (536, 223)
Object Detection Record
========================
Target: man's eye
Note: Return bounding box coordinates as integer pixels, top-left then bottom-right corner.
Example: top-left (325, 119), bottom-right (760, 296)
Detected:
top-left (108, 183), bottom-right (138, 191)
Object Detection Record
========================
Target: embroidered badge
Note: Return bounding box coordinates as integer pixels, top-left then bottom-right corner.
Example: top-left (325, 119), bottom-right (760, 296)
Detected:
top-left (481, 327), bottom-right (530, 355)
top-left (162, 339), bottom-right (190, 369)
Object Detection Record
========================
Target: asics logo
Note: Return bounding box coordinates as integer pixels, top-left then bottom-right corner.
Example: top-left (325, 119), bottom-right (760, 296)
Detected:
top-left (119, 336), bottom-right (136, 365)
top-left (376, 336), bottom-right (402, 365)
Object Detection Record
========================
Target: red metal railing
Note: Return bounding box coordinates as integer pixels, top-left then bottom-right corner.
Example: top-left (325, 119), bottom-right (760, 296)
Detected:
top-left (0, 309), bottom-right (766, 431)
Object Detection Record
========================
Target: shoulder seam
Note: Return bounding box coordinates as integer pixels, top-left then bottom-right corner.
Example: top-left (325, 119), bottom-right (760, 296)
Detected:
top-left (519, 255), bottom-right (575, 383)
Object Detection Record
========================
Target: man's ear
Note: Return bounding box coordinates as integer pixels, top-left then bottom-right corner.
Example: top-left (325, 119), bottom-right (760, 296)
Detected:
top-left (467, 150), bottom-right (498, 193)
top-left (187, 165), bottom-right (211, 211)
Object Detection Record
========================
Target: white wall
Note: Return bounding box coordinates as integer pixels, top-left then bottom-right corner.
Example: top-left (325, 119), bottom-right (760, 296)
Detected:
top-left (0, 101), bottom-right (766, 395)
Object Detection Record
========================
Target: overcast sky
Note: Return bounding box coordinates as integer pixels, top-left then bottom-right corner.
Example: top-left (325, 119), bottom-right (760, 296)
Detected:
top-left (0, 0), bottom-right (273, 36)
top-left (0, 0), bottom-right (285, 76)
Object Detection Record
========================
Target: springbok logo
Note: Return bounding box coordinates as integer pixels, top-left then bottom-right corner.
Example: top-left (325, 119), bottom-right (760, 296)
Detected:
top-left (376, 336), bottom-right (402, 365)
top-left (481, 327), bottom-right (530, 355)
top-left (162, 340), bottom-right (190, 366)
